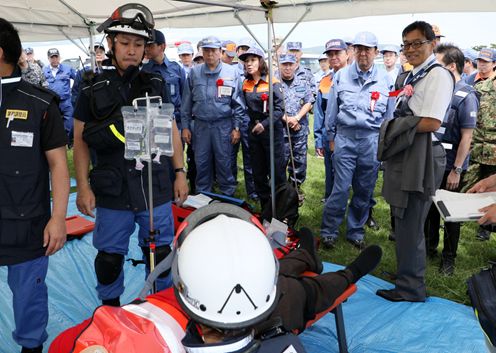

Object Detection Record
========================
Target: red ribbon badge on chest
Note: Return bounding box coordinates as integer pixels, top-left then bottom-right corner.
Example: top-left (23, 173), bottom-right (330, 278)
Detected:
top-left (261, 93), bottom-right (269, 113)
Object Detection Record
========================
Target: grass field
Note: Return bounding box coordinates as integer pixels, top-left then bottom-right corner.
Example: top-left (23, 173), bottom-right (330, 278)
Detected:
top-left (66, 116), bottom-right (496, 305)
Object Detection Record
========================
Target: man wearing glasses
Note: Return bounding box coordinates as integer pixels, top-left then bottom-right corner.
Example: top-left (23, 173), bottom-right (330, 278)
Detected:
top-left (320, 32), bottom-right (394, 250)
top-left (377, 21), bottom-right (454, 302)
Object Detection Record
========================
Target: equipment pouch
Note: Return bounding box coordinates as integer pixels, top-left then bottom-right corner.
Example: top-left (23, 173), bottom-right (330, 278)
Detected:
top-left (89, 165), bottom-right (123, 197)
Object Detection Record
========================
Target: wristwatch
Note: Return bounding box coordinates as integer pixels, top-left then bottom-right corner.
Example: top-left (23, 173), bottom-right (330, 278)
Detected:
top-left (174, 167), bottom-right (186, 174)
top-left (453, 166), bottom-right (463, 175)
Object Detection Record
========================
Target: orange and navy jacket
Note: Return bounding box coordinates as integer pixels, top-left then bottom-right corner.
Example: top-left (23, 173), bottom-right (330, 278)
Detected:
top-left (314, 72), bottom-right (334, 148)
top-left (242, 75), bottom-right (285, 129)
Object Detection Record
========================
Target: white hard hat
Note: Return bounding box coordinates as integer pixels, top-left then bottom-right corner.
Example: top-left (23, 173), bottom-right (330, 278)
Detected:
top-left (172, 203), bottom-right (279, 330)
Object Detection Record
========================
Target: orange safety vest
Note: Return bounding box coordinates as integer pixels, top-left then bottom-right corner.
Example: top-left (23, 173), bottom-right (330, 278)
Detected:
top-left (72, 289), bottom-right (189, 353)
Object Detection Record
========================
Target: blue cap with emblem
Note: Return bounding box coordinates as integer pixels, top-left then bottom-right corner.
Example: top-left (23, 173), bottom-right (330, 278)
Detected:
top-left (462, 49), bottom-right (477, 63)
top-left (286, 41), bottom-right (302, 51)
top-left (236, 37), bottom-right (253, 50)
top-left (352, 31), bottom-right (378, 48)
top-left (200, 36), bottom-right (222, 49)
top-left (178, 43), bottom-right (194, 55)
top-left (222, 40), bottom-right (237, 57)
top-left (279, 53), bottom-right (296, 64)
top-left (477, 48), bottom-right (496, 62)
top-left (380, 44), bottom-right (399, 55)
top-left (238, 46), bottom-right (265, 61)
top-left (323, 39), bottom-right (347, 53)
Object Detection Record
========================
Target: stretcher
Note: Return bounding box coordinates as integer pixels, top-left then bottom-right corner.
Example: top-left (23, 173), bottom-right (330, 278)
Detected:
top-left (65, 215), bottom-right (95, 240)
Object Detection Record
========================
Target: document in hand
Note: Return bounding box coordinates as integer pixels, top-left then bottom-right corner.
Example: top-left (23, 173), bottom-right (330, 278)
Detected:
top-left (432, 190), bottom-right (496, 222)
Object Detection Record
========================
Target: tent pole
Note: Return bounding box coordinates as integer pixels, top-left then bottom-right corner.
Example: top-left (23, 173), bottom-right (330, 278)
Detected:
top-left (266, 9), bottom-right (276, 217)
top-left (277, 6), bottom-right (312, 49)
top-left (173, 0), bottom-right (265, 12)
top-left (234, 10), bottom-right (266, 51)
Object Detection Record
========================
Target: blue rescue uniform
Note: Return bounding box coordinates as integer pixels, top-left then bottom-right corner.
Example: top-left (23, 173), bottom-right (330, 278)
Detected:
top-left (142, 57), bottom-right (186, 128)
top-left (181, 61), bottom-right (245, 196)
top-left (321, 62), bottom-right (394, 242)
top-left (43, 63), bottom-right (76, 135)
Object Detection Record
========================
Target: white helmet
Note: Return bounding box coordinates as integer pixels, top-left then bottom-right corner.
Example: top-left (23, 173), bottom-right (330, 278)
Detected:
top-left (172, 203), bottom-right (279, 330)
top-left (97, 3), bottom-right (154, 41)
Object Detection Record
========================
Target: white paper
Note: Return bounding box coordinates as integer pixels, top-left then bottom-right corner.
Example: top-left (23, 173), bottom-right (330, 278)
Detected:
top-left (182, 193), bottom-right (213, 209)
top-left (432, 190), bottom-right (496, 222)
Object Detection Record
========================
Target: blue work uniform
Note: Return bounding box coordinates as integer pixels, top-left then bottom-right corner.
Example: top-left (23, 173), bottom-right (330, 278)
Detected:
top-left (1, 69), bottom-right (67, 350)
top-left (142, 57), bottom-right (186, 128)
top-left (296, 64), bottom-right (317, 95)
top-left (231, 62), bottom-right (257, 199)
top-left (280, 74), bottom-right (315, 186)
top-left (321, 62), bottom-right (394, 241)
top-left (313, 71), bottom-right (334, 199)
top-left (181, 61), bottom-right (245, 196)
top-left (74, 62), bottom-right (175, 302)
top-left (43, 63), bottom-right (76, 135)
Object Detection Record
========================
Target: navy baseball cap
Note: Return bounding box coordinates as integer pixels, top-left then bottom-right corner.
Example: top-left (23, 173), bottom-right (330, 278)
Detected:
top-left (149, 29), bottom-right (166, 45)
top-left (178, 43), bottom-right (194, 55)
top-left (352, 31), bottom-right (378, 48)
top-left (200, 36), bottom-right (222, 49)
top-left (477, 48), bottom-right (496, 62)
top-left (380, 44), bottom-right (399, 55)
top-left (24, 47), bottom-right (34, 54)
top-left (279, 54), bottom-right (296, 64)
top-left (286, 41), bottom-right (302, 51)
top-left (47, 48), bottom-right (59, 57)
top-left (323, 39), bottom-right (347, 54)
top-left (238, 46), bottom-right (265, 61)
top-left (222, 40), bottom-right (237, 57)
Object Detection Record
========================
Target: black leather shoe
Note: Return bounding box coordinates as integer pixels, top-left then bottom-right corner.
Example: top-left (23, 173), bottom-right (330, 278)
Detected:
top-left (376, 289), bottom-right (425, 302)
top-left (388, 232), bottom-right (396, 241)
top-left (476, 228), bottom-right (491, 241)
top-left (366, 212), bottom-right (379, 230)
top-left (347, 239), bottom-right (366, 251)
top-left (322, 236), bottom-right (337, 250)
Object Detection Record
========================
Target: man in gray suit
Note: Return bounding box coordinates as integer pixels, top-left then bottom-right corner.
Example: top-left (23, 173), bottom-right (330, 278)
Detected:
top-left (376, 21), bottom-right (453, 302)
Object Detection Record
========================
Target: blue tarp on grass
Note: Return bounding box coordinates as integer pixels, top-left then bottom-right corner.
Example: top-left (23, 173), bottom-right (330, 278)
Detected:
top-left (0, 194), bottom-right (487, 352)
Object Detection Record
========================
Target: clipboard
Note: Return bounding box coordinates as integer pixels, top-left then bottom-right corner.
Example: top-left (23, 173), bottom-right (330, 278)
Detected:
top-left (432, 190), bottom-right (496, 222)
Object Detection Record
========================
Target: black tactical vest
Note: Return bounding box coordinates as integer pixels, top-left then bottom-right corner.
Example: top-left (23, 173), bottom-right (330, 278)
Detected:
top-left (0, 79), bottom-right (56, 265)
top-left (80, 66), bottom-right (173, 211)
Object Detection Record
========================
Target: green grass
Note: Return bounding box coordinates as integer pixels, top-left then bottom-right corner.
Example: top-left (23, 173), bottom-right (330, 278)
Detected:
top-left (231, 116), bottom-right (496, 305)
top-left (67, 117), bottom-right (496, 305)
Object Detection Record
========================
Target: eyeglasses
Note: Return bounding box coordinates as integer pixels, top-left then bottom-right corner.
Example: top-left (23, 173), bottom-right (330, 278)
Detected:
top-left (401, 40), bottom-right (431, 50)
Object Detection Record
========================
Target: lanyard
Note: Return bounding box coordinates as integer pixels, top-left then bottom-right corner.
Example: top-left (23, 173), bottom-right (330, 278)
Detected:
top-left (404, 58), bottom-right (437, 86)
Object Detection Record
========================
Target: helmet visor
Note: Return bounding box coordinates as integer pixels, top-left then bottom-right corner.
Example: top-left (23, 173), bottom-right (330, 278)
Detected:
top-left (97, 3), bottom-right (155, 34)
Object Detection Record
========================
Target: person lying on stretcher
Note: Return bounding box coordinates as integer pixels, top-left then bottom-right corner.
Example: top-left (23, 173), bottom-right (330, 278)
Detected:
top-left (50, 203), bottom-right (382, 353)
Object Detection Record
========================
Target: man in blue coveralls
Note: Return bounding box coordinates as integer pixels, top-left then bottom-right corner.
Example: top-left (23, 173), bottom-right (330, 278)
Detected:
top-left (144, 29), bottom-right (186, 129)
top-left (278, 53), bottom-right (315, 204)
top-left (43, 48), bottom-right (76, 138)
top-left (321, 31), bottom-right (395, 250)
top-left (181, 36), bottom-right (244, 196)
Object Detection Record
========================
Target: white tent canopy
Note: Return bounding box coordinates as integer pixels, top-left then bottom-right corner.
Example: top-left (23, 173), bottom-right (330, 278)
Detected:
top-left (2, 0), bottom-right (495, 42)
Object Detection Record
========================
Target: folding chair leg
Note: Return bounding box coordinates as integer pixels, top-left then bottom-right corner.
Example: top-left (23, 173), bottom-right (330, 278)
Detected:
top-left (332, 304), bottom-right (348, 353)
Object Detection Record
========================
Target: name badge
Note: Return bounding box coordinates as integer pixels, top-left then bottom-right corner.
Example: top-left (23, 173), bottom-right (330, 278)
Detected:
top-left (5, 109), bottom-right (28, 120)
top-left (11, 131), bottom-right (34, 147)
top-left (218, 85), bottom-right (233, 98)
